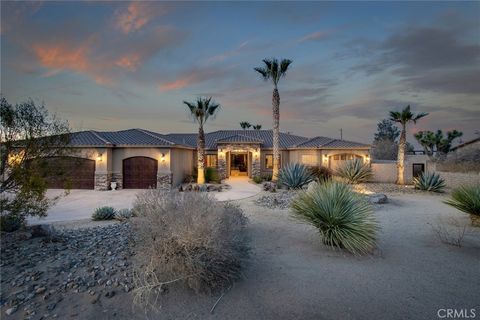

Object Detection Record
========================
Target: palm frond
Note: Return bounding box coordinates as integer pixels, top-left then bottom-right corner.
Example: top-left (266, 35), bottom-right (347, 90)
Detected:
top-left (254, 67), bottom-right (269, 81)
top-left (280, 59), bottom-right (293, 75)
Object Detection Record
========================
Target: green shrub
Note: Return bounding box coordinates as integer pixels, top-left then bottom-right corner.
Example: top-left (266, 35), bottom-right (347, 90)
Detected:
top-left (335, 159), bottom-right (372, 184)
top-left (443, 184), bottom-right (480, 217)
top-left (0, 214), bottom-right (24, 232)
top-left (291, 181), bottom-right (379, 255)
top-left (261, 173), bottom-right (273, 181)
top-left (205, 167), bottom-right (220, 183)
top-left (278, 163), bottom-right (315, 189)
top-left (413, 172), bottom-right (446, 192)
top-left (115, 208), bottom-right (134, 221)
top-left (92, 206), bottom-right (116, 221)
top-left (252, 176), bottom-right (263, 184)
top-left (309, 166), bottom-right (332, 183)
top-left (132, 190), bottom-right (249, 305)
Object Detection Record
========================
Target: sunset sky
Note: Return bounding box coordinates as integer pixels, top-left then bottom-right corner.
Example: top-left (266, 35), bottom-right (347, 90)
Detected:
top-left (1, 1), bottom-right (479, 144)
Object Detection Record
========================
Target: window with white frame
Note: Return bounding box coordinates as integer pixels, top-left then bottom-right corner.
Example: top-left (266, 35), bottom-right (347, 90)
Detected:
top-left (265, 154), bottom-right (281, 169)
top-left (206, 154), bottom-right (217, 168)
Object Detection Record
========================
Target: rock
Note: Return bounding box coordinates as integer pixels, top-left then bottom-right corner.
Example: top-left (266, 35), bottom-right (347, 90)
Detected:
top-left (47, 302), bottom-right (56, 311)
top-left (263, 182), bottom-right (277, 192)
top-left (368, 193), bottom-right (388, 204)
top-left (35, 287), bottom-right (46, 294)
top-left (306, 181), bottom-right (318, 193)
top-left (105, 290), bottom-right (115, 298)
top-left (90, 295), bottom-right (100, 304)
top-left (5, 306), bottom-right (18, 315)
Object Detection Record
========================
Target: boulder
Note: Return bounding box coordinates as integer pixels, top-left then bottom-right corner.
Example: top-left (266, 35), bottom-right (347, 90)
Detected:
top-left (368, 193), bottom-right (388, 204)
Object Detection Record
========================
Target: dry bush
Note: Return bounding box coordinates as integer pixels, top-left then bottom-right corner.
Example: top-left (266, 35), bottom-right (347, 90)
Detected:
top-left (131, 190), bottom-right (249, 308)
top-left (431, 217), bottom-right (469, 247)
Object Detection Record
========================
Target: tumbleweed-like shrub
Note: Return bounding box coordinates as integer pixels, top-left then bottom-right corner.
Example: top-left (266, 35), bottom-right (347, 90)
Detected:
top-left (444, 184), bottom-right (480, 227)
top-left (291, 181), bottom-right (379, 255)
top-left (278, 163), bottom-right (315, 189)
top-left (131, 190), bottom-right (249, 306)
top-left (92, 206), bottom-right (116, 221)
top-left (335, 159), bottom-right (372, 184)
top-left (413, 172), bottom-right (446, 192)
top-left (309, 165), bottom-right (333, 183)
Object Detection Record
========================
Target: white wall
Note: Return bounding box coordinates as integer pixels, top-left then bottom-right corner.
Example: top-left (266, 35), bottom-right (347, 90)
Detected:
top-left (171, 148), bottom-right (194, 186)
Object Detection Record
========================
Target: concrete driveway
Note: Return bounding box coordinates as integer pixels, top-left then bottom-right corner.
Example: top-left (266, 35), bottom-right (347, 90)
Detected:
top-left (28, 189), bottom-right (140, 225)
top-left (28, 178), bottom-right (261, 224)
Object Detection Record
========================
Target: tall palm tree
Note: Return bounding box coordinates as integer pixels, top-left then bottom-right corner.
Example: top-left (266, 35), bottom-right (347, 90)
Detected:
top-left (390, 105), bottom-right (428, 185)
top-left (254, 58), bottom-right (293, 181)
top-left (240, 121), bottom-right (251, 130)
top-left (253, 124), bottom-right (262, 130)
top-left (183, 97), bottom-right (220, 184)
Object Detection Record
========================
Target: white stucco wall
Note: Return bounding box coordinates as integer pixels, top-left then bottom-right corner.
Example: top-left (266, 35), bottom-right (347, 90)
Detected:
top-left (170, 148), bottom-right (194, 186)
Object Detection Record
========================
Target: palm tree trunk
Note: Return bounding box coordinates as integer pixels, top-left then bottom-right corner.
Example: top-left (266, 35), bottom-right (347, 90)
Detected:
top-left (197, 125), bottom-right (206, 184)
top-left (272, 87), bottom-right (280, 182)
top-left (397, 125), bottom-right (406, 185)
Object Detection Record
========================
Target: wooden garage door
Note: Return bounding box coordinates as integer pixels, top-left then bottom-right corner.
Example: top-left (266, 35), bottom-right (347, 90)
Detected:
top-left (44, 157), bottom-right (95, 189)
top-left (123, 157), bottom-right (158, 189)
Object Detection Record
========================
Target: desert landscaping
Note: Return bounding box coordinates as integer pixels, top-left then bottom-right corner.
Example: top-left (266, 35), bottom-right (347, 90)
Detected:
top-left (1, 183), bottom-right (479, 319)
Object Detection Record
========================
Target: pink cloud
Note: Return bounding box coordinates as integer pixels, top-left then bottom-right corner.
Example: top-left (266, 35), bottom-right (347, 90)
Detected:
top-left (159, 66), bottom-right (234, 92)
top-left (298, 30), bottom-right (331, 43)
top-left (114, 2), bottom-right (166, 34)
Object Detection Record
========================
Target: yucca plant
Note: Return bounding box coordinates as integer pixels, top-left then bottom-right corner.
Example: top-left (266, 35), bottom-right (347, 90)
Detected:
top-left (443, 184), bottom-right (480, 227)
top-left (291, 181), bottom-right (379, 255)
top-left (277, 163), bottom-right (315, 189)
top-left (335, 159), bottom-right (372, 184)
top-left (92, 206), bottom-right (116, 221)
top-left (413, 172), bottom-right (446, 192)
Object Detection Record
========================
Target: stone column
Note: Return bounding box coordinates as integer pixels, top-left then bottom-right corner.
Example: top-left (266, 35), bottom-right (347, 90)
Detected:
top-left (111, 173), bottom-right (123, 189)
top-left (217, 149), bottom-right (227, 180)
top-left (251, 147), bottom-right (261, 178)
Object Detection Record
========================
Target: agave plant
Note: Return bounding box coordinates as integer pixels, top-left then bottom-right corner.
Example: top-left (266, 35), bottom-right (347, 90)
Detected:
top-left (291, 181), bottom-right (379, 255)
top-left (335, 159), bottom-right (373, 184)
top-left (92, 206), bottom-right (116, 221)
top-left (413, 172), bottom-right (445, 192)
top-left (443, 184), bottom-right (480, 226)
top-left (277, 163), bottom-right (315, 189)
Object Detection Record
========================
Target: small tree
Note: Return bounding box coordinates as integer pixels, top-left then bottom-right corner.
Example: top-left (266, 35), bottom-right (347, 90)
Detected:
top-left (183, 97), bottom-right (220, 184)
top-left (240, 121), bottom-right (251, 130)
top-left (1, 96), bottom-right (71, 229)
top-left (390, 105), bottom-right (428, 185)
top-left (372, 119), bottom-right (400, 160)
top-left (414, 129), bottom-right (463, 160)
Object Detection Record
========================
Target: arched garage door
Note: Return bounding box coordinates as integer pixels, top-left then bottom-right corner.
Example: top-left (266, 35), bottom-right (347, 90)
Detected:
top-left (43, 157), bottom-right (95, 189)
top-left (329, 154), bottom-right (363, 171)
top-left (123, 157), bottom-right (158, 189)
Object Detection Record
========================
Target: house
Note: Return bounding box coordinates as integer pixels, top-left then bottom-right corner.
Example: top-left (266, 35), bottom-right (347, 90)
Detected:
top-left (50, 128), bottom-right (370, 190)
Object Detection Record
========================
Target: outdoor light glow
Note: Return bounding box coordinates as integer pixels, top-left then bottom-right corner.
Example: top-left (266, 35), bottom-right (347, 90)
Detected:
top-left (96, 153), bottom-right (103, 161)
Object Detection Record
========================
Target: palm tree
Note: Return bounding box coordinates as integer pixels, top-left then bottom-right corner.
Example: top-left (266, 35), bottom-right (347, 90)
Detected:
top-left (389, 105), bottom-right (428, 185)
top-left (253, 124), bottom-right (262, 130)
top-left (254, 58), bottom-right (293, 181)
top-left (183, 97), bottom-right (220, 184)
top-left (240, 121), bottom-right (251, 130)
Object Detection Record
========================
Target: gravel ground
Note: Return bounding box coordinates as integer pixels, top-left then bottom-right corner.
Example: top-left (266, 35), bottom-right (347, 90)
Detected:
top-left (1, 191), bottom-right (479, 319)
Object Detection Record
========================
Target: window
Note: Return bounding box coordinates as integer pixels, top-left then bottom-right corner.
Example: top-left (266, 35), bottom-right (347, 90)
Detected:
top-left (206, 154), bottom-right (217, 168)
top-left (300, 154), bottom-right (317, 166)
top-left (265, 154), bottom-right (281, 169)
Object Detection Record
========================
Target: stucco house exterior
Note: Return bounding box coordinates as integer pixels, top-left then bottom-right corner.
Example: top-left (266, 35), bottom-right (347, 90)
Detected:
top-left (53, 128), bottom-right (370, 190)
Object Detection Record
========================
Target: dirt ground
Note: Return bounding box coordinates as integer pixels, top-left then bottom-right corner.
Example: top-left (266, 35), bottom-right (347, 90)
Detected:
top-left (4, 192), bottom-right (480, 320)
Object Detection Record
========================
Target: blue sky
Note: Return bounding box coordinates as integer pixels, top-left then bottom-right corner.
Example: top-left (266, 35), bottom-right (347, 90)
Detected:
top-left (1, 1), bottom-right (479, 144)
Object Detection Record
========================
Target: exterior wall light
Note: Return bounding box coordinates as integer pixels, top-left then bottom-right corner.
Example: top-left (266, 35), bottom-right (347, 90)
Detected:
top-left (96, 153), bottom-right (103, 161)
top-left (161, 153), bottom-right (166, 162)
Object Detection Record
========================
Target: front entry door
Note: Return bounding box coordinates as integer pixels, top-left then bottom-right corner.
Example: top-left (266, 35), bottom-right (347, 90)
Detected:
top-left (230, 153), bottom-right (248, 176)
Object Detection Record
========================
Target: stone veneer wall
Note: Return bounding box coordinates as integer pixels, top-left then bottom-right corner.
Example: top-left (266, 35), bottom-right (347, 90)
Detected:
top-left (436, 171), bottom-right (480, 189)
top-left (217, 144), bottom-right (261, 180)
top-left (94, 173), bottom-right (112, 191)
top-left (157, 173), bottom-right (172, 190)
